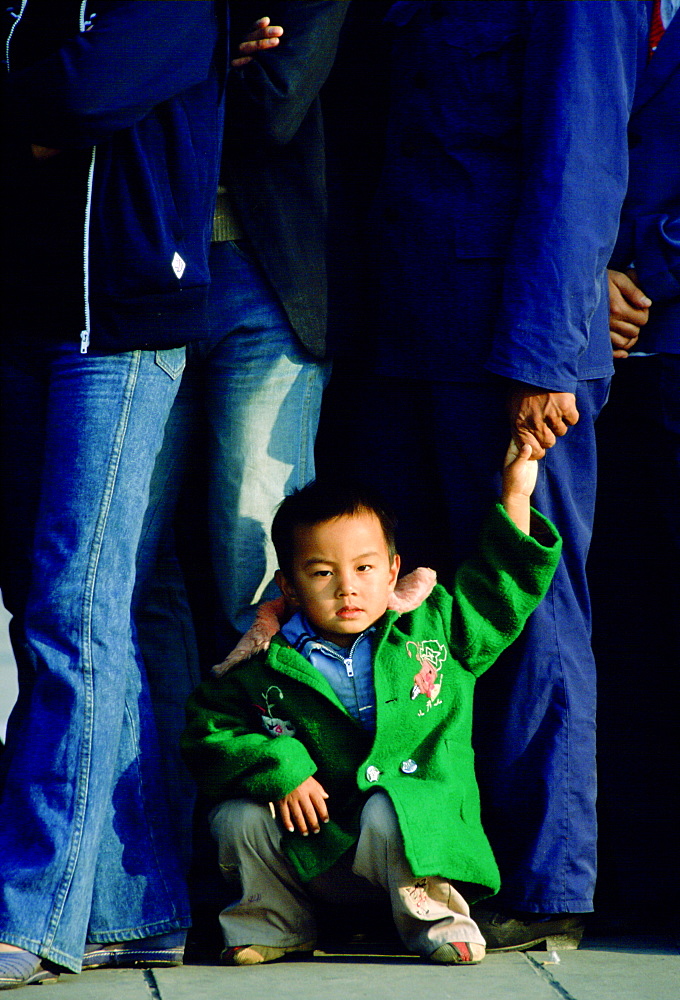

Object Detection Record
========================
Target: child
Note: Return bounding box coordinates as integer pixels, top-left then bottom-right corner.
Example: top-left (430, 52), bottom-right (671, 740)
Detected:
top-left (181, 443), bottom-right (562, 966)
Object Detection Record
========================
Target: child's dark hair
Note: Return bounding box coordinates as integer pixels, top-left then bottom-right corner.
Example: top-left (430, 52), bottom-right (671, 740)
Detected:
top-left (271, 480), bottom-right (398, 578)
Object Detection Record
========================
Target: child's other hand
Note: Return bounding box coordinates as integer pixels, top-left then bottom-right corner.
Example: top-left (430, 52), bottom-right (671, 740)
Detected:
top-left (277, 776), bottom-right (329, 836)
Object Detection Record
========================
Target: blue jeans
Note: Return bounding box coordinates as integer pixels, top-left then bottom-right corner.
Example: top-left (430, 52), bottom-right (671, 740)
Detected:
top-left (200, 240), bottom-right (330, 632)
top-left (0, 342), bottom-right (189, 972)
top-left (135, 240), bottom-right (329, 861)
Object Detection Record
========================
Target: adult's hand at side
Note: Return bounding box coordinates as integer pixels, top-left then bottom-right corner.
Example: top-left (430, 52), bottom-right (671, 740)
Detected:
top-left (231, 16), bottom-right (283, 67)
top-left (608, 268), bottom-right (651, 358)
top-left (508, 383), bottom-right (579, 459)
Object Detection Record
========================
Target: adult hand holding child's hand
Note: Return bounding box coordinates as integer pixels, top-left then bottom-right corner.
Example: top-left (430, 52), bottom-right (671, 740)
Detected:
top-left (508, 383), bottom-right (579, 458)
top-left (277, 776), bottom-right (329, 836)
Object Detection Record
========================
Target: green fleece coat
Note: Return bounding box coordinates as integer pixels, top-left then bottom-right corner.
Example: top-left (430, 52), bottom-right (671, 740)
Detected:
top-left (182, 504), bottom-right (561, 899)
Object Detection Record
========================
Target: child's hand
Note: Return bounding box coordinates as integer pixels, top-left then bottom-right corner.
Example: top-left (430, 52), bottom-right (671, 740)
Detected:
top-left (501, 441), bottom-right (537, 535)
top-left (277, 776), bottom-right (329, 836)
top-left (503, 440), bottom-right (538, 497)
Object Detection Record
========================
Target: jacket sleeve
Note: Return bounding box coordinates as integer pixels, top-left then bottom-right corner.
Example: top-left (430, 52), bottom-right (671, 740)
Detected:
top-left (181, 673), bottom-right (318, 804)
top-left (5, 1), bottom-right (219, 147)
top-left (485, 0), bottom-right (640, 392)
top-left (225, 0), bottom-right (347, 145)
top-left (438, 504), bottom-right (562, 678)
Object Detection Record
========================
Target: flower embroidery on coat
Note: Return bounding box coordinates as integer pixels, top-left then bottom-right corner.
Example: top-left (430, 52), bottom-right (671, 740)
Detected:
top-left (256, 685), bottom-right (296, 737)
top-left (407, 639), bottom-right (446, 715)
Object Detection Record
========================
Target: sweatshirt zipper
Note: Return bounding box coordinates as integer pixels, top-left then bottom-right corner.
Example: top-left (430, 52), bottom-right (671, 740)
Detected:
top-left (324, 634), bottom-right (363, 692)
top-left (323, 633), bottom-right (362, 679)
top-left (5, 0), bottom-right (28, 67)
top-left (342, 635), bottom-right (366, 721)
top-left (79, 0), bottom-right (92, 353)
top-left (80, 147), bottom-right (95, 354)
top-left (7, 1), bottom-right (94, 353)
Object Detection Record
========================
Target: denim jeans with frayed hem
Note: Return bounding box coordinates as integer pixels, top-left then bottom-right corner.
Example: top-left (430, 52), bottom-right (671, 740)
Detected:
top-left (0, 342), bottom-right (190, 973)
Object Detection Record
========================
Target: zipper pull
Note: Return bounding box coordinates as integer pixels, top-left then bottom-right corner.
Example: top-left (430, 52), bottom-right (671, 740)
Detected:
top-left (80, 330), bottom-right (90, 355)
top-left (344, 658), bottom-right (354, 678)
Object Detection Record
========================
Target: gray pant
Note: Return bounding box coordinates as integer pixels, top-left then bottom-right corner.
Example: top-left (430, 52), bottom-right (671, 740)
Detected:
top-left (209, 792), bottom-right (485, 957)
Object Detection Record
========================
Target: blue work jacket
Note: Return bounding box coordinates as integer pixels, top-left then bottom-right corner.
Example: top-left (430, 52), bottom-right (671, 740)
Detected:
top-left (368, 0), bottom-right (641, 392)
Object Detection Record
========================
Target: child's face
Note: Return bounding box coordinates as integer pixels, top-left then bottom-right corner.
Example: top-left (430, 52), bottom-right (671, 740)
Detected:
top-left (277, 511), bottom-right (400, 648)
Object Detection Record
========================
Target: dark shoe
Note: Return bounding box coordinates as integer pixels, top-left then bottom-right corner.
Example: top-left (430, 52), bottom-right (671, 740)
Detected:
top-left (222, 941), bottom-right (316, 966)
top-left (82, 931), bottom-right (185, 969)
top-left (474, 910), bottom-right (584, 952)
top-left (0, 949), bottom-right (59, 989)
top-left (429, 941), bottom-right (486, 964)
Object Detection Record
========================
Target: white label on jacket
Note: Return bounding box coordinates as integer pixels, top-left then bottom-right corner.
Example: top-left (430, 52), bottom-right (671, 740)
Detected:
top-left (172, 252), bottom-right (186, 279)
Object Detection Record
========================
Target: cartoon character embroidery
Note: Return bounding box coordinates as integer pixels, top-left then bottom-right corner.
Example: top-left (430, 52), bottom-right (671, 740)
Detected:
top-left (405, 878), bottom-right (432, 917)
top-left (256, 686), bottom-right (296, 737)
top-left (406, 640), bottom-right (446, 715)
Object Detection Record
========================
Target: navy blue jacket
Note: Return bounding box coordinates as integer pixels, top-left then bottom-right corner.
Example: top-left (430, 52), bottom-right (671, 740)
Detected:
top-left (610, 2), bottom-right (680, 353)
top-left (2, 0), bottom-right (224, 353)
top-left (366, 1), bottom-right (641, 392)
top-left (223, 1), bottom-right (347, 358)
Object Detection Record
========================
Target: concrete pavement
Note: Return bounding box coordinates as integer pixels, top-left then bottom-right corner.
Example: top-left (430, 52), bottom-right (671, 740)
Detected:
top-left (22, 934), bottom-right (680, 1000)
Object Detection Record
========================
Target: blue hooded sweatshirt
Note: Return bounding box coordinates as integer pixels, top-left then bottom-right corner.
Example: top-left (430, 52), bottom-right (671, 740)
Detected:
top-left (2, 0), bottom-right (225, 353)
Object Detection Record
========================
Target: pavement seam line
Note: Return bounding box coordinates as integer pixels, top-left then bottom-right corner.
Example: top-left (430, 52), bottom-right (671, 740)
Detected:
top-left (523, 952), bottom-right (580, 1000)
top-left (143, 969), bottom-right (163, 1000)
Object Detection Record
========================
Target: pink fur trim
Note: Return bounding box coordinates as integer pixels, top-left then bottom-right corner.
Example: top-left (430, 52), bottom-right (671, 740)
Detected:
top-left (212, 596), bottom-right (286, 676)
top-left (387, 566), bottom-right (437, 612)
top-left (211, 567), bottom-right (437, 674)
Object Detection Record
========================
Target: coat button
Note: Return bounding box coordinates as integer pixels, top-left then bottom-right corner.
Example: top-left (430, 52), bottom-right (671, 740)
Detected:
top-left (400, 759), bottom-right (418, 774)
top-left (366, 765), bottom-right (381, 783)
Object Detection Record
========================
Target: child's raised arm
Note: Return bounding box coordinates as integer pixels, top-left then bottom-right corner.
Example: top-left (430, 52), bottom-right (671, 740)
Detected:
top-left (501, 441), bottom-right (538, 536)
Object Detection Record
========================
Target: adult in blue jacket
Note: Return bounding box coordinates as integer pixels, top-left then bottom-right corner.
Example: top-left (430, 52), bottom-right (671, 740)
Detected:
top-left (608, 0), bottom-right (680, 557)
top-left (594, 0), bottom-right (680, 913)
top-left (320, 0), bottom-right (640, 949)
top-left (0, 1), bottom-right (223, 987)
top-left (609, 0), bottom-right (680, 380)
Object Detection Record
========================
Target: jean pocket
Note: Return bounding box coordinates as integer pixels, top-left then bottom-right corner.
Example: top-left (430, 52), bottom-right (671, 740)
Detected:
top-left (155, 347), bottom-right (186, 380)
